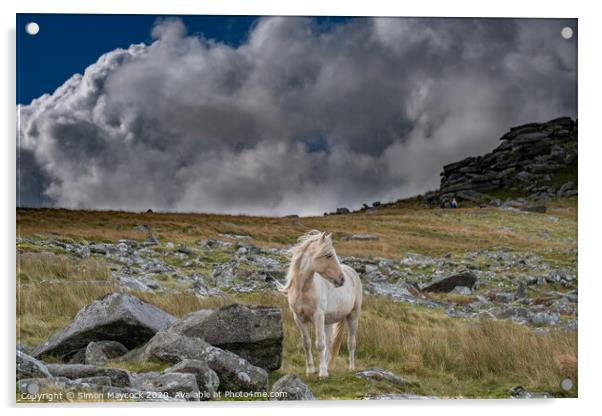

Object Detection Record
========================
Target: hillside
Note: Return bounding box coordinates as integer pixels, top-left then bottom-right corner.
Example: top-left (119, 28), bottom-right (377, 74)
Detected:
top-left (16, 118), bottom-right (578, 401)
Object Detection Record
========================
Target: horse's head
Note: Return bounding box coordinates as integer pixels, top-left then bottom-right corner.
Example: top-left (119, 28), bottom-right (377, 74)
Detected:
top-left (310, 232), bottom-right (345, 287)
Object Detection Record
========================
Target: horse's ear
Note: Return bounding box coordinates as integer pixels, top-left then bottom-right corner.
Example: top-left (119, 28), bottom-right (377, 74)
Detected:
top-left (321, 232), bottom-right (326, 241)
top-left (326, 233), bottom-right (332, 240)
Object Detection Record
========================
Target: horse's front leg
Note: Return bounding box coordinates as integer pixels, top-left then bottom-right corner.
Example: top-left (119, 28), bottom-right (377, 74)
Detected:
top-left (293, 313), bottom-right (315, 375)
top-left (314, 313), bottom-right (329, 378)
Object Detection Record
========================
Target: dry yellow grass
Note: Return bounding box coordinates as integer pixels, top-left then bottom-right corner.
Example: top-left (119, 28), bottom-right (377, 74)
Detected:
top-left (16, 253), bottom-right (577, 398)
top-left (17, 197), bottom-right (577, 261)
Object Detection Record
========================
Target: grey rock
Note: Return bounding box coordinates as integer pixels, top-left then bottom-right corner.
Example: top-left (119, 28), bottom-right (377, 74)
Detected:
top-left (16, 350), bottom-right (52, 381)
top-left (141, 331), bottom-right (268, 392)
top-left (68, 348), bottom-right (87, 364)
top-left (270, 374), bottom-right (315, 400)
top-left (451, 286), bottom-right (472, 296)
top-left (17, 343), bottom-right (33, 355)
top-left (421, 271), bottom-right (478, 293)
top-left (529, 312), bottom-right (560, 326)
top-left (508, 385), bottom-right (552, 399)
top-left (33, 293), bottom-right (176, 360)
top-left (515, 279), bottom-right (528, 300)
top-left (85, 341), bottom-right (129, 365)
top-left (356, 368), bottom-right (417, 388)
top-left (168, 303), bottom-right (283, 371)
top-left (17, 377), bottom-right (179, 402)
top-left (349, 233), bottom-right (379, 241)
top-left (143, 235), bottom-right (159, 246)
top-left (520, 205), bottom-right (547, 214)
top-left (74, 376), bottom-right (113, 386)
top-left (130, 372), bottom-right (199, 401)
top-left (164, 359), bottom-right (219, 399)
top-left (46, 364), bottom-right (131, 387)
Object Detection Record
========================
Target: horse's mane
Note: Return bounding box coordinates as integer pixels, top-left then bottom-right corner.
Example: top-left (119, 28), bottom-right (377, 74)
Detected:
top-left (278, 230), bottom-right (333, 293)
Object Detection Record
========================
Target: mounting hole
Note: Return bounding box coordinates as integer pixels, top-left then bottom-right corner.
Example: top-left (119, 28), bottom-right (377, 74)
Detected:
top-left (561, 26), bottom-right (573, 40)
top-left (560, 378), bottom-right (573, 391)
top-left (25, 22), bottom-right (39, 36)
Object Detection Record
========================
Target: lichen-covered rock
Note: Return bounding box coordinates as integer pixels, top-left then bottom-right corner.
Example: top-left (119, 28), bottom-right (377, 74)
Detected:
top-left (130, 372), bottom-right (199, 401)
top-left (85, 341), bottom-right (129, 365)
top-left (46, 364), bottom-right (131, 387)
top-left (141, 331), bottom-right (268, 392)
top-left (164, 359), bottom-right (219, 399)
top-left (33, 293), bottom-right (176, 360)
top-left (355, 368), bottom-right (417, 388)
top-left (270, 374), bottom-right (314, 400)
top-left (16, 351), bottom-right (52, 381)
top-left (168, 303), bottom-right (283, 371)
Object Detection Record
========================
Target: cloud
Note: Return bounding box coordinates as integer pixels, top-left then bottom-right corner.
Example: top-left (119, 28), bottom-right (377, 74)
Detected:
top-left (17, 17), bottom-right (577, 215)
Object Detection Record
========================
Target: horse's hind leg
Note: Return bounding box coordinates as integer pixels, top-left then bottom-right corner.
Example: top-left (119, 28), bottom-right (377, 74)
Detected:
top-left (324, 323), bottom-right (334, 365)
top-left (293, 313), bottom-right (315, 375)
top-left (346, 311), bottom-right (360, 371)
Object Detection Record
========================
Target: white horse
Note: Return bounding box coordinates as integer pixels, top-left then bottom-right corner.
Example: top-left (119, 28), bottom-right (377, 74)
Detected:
top-left (280, 230), bottom-right (362, 378)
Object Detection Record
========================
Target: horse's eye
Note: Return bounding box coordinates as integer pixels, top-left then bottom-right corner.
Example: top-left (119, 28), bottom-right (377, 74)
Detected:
top-left (325, 254), bottom-right (333, 259)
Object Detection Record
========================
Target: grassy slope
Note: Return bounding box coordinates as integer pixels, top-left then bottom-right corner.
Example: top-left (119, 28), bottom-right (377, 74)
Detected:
top-left (16, 198), bottom-right (578, 399)
top-left (17, 197), bottom-right (576, 263)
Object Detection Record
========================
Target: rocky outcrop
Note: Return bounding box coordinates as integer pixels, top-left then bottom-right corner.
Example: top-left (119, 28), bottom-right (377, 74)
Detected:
top-left (33, 293), bottom-right (176, 360)
top-left (270, 374), bottom-right (315, 400)
top-left (168, 303), bottom-right (283, 371)
top-left (427, 117), bottom-right (577, 204)
top-left (141, 330), bottom-right (268, 392)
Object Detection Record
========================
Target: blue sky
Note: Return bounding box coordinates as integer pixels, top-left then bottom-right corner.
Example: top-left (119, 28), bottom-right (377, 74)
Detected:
top-left (16, 14), bottom-right (354, 105)
top-left (17, 14), bottom-right (262, 104)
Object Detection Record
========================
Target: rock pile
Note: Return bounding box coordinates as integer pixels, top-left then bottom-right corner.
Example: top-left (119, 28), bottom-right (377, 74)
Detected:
top-left (426, 117), bottom-right (577, 205)
top-left (19, 293), bottom-right (286, 401)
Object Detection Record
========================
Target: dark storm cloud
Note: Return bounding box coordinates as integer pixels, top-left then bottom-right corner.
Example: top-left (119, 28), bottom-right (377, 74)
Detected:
top-left (17, 17), bottom-right (577, 215)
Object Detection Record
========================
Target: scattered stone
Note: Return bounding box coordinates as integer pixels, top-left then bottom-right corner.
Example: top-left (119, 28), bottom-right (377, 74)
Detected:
top-left (451, 286), bottom-right (472, 296)
top-left (33, 293), bottom-right (177, 360)
top-left (421, 271), bottom-right (478, 293)
top-left (164, 359), bottom-right (219, 399)
top-left (520, 205), bottom-right (547, 214)
top-left (349, 233), bottom-right (379, 241)
top-left (356, 368), bottom-right (417, 388)
top-left (85, 341), bottom-right (129, 365)
top-left (508, 385), bottom-right (552, 399)
top-left (46, 364), bottom-right (131, 387)
top-left (74, 376), bottom-right (113, 386)
top-left (515, 279), bottom-right (528, 300)
top-left (168, 303), bottom-right (283, 371)
top-left (270, 374), bottom-right (315, 400)
top-left (17, 350), bottom-right (52, 381)
top-left (529, 312), bottom-right (560, 326)
top-left (130, 372), bottom-right (200, 401)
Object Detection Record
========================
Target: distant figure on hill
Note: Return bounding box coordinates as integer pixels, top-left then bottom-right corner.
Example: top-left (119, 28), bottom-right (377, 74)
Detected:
top-left (451, 198), bottom-right (458, 208)
top-left (440, 200), bottom-right (446, 209)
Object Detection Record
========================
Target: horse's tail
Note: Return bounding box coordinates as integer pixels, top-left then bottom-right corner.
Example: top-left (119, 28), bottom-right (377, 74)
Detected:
top-left (329, 321), bottom-right (346, 368)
